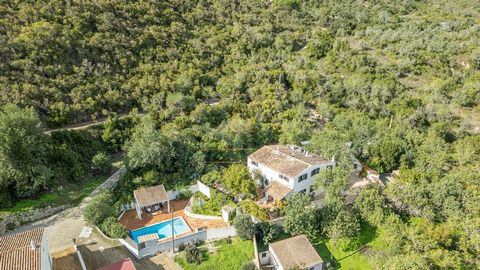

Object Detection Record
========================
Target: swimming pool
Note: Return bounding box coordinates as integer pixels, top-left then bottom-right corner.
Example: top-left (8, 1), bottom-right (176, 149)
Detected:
top-left (130, 217), bottom-right (191, 243)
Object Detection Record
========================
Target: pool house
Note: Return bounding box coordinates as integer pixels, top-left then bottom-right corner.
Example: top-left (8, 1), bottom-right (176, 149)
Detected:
top-left (134, 184), bottom-right (170, 220)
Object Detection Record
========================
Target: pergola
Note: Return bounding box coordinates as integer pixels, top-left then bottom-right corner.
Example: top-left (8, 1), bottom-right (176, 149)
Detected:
top-left (133, 184), bottom-right (170, 220)
top-left (264, 181), bottom-right (292, 201)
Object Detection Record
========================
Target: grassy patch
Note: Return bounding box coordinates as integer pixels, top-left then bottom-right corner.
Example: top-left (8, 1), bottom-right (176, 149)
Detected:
top-left (0, 156), bottom-right (123, 217)
top-left (313, 222), bottom-right (378, 270)
top-left (0, 176), bottom-right (106, 217)
top-left (176, 238), bottom-right (254, 270)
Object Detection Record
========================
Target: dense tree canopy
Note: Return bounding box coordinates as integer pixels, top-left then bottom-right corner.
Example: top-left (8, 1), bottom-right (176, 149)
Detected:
top-left (0, 0), bottom-right (479, 268)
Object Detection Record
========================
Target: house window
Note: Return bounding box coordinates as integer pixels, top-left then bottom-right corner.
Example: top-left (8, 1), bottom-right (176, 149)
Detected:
top-left (311, 168), bottom-right (320, 177)
top-left (279, 174), bottom-right (289, 182)
top-left (261, 253), bottom-right (267, 258)
top-left (298, 173), bottom-right (308, 182)
top-left (251, 160), bottom-right (258, 166)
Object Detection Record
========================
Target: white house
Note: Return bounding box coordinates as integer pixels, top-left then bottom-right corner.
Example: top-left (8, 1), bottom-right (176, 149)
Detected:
top-left (247, 145), bottom-right (335, 201)
top-left (259, 235), bottom-right (323, 270)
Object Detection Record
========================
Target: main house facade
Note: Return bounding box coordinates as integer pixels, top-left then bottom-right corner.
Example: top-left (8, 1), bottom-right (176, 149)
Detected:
top-left (247, 145), bottom-right (335, 200)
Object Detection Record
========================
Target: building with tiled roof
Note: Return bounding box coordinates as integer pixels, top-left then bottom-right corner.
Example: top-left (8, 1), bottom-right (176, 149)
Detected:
top-left (0, 227), bottom-right (52, 270)
top-left (256, 235), bottom-right (323, 270)
top-left (133, 184), bottom-right (171, 219)
top-left (248, 145), bottom-right (335, 200)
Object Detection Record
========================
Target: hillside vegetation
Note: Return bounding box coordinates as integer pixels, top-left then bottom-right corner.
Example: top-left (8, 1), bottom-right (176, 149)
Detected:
top-left (0, 0), bottom-right (479, 268)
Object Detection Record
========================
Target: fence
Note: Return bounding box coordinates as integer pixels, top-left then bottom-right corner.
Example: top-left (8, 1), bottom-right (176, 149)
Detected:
top-left (121, 226), bottom-right (237, 259)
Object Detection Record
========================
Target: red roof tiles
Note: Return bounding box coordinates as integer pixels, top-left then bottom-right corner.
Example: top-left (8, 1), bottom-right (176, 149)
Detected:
top-left (0, 227), bottom-right (45, 270)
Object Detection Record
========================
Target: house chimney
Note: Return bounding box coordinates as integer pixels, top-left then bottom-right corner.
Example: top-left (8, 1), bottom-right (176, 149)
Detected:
top-left (30, 240), bottom-right (36, 251)
top-left (276, 147), bottom-right (279, 155)
top-left (305, 151), bottom-right (309, 157)
top-left (331, 155), bottom-right (335, 163)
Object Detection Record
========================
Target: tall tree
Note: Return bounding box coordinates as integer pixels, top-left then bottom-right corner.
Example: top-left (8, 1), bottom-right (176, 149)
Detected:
top-left (0, 104), bottom-right (52, 206)
top-left (283, 193), bottom-right (320, 241)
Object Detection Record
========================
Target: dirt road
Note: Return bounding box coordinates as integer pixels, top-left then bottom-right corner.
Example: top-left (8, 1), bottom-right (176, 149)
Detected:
top-left (4, 167), bottom-right (127, 253)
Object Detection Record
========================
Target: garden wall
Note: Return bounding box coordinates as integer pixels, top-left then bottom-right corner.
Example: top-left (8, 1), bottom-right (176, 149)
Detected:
top-left (197, 180), bottom-right (211, 198)
top-left (0, 205), bottom-right (68, 234)
top-left (122, 226), bottom-right (237, 259)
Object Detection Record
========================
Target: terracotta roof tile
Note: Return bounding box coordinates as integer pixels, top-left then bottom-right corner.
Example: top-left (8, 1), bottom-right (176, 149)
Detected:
top-left (249, 145), bottom-right (331, 177)
top-left (265, 181), bottom-right (292, 200)
top-left (269, 235), bottom-right (323, 269)
top-left (134, 184), bottom-right (169, 208)
top-left (0, 227), bottom-right (44, 270)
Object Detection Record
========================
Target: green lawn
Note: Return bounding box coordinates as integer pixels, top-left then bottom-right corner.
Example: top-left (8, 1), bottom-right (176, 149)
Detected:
top-left (314, 222), bottom-right (378, 270)
top-left (176, 238), bottom-right (254, 270)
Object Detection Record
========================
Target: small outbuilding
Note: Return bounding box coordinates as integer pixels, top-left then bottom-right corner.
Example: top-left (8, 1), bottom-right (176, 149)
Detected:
top-left (258, 235), bottom-right (324, 270)
top-left (134, 184), bottom-right (170, 220)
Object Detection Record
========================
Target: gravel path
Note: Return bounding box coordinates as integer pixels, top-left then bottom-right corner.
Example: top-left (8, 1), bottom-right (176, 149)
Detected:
top-left (4, 167), bottom-right (127, 253)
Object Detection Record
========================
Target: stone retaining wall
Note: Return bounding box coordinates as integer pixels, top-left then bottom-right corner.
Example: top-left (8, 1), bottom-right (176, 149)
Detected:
top-left (0, 205), bottom-right (68, 234)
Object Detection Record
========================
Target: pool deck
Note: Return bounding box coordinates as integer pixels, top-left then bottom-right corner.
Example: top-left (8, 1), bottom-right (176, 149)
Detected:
top-left (118, 199), bottom-right (228, 232)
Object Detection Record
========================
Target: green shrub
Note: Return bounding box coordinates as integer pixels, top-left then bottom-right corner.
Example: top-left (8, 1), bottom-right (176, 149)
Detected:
top-left (91, 152), bottom-right (110, 173)
top-left (241, 200), bottom-right (268, 221)
top-left (6, 222), bottom-right (16, 231)
top-left (84, 191), bottom-right (113, 225)
top-left (99, 216), bottom-right (127, 238)
top-left (234, 214), bottom-right (257, 240)
top-left (257, 222), bottom-right (280, 246)
top-left (0, 190), bottom-right (12, 208)
top-left (242, 261), bottom-right (256, 270)
top-left (184, 243), bottom-right (203, 264)
top-left (178, 189), bottom-right (193, 200)
top-left (192, 191), bottom-right (232, 216)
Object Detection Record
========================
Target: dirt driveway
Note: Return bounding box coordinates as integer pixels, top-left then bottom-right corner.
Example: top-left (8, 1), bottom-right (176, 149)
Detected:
top-left (4, 167), bottom-right (126, 253)
top-left (7, 166), bottom-right (183, 269)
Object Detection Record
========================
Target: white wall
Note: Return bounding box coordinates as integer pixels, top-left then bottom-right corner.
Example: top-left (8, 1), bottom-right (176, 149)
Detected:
top-left (259, 251), bottom-right (270, 265)
top-left (197, 180), bottom-right (211, 198)
top-left (248, 158), bottom-right (335, 194)
top-left (40, 231), bottom-right (52, 270)
top-left (291, 164), bottom-right (334, 193)
top-left (269, 245), bottom-right (284, 270)
top-left (206, 227), bottom-right (237, 240)
top-left (248, 158), bottom-right (293, 189)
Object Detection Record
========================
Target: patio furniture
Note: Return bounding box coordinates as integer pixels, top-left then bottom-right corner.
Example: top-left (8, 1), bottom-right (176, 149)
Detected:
top-left (133, 184), bottom-right (171, 220)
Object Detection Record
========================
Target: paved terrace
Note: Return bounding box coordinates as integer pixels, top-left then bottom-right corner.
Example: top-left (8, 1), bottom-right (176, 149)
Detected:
top-left (118, 199), bottom-right (228, 231)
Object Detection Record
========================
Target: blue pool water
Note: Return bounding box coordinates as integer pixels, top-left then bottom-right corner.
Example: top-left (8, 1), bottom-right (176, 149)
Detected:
top-left (130, 217), bottom-right (190, 243)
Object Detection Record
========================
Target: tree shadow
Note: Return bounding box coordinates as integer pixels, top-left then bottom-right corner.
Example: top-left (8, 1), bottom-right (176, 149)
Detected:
top-left (314, 241), bottom-right (341, 269)
top-left (343, 222), bottom-right (377, 252)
